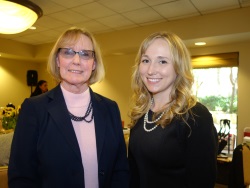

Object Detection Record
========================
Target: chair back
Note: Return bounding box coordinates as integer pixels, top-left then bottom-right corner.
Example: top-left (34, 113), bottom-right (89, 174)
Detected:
top-left (243, 143), bottom-right (250, 186)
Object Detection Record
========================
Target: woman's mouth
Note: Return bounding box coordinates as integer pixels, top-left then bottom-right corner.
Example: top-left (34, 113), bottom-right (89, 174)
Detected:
top-left (68, 69), bottom-right (83, 74)
top-left (147, 78), bottom-right (161, 82)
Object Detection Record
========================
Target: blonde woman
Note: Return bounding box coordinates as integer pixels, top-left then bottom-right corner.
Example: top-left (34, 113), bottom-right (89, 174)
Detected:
top-left (128, 31), bottom-right (218, 188)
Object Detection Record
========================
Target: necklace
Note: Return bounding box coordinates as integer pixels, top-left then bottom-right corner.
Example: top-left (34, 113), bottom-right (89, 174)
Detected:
top-left (143, 111), bottom-right (165, 132)
top-left (68, 100), bottom-right (94, 122)
top-left (143, 98), bottom-right (165, 132)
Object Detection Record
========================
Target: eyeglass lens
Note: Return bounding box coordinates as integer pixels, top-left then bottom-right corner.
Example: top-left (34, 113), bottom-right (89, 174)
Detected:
top-left (59, 48), bottom-right (94, 60)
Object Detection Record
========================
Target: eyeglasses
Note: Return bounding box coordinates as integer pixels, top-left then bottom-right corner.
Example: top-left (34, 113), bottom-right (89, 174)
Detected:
top-left (58, 48), bottom-right (95, 60)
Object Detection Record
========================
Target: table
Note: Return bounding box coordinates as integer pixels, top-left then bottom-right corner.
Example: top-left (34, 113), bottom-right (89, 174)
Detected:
top-left (216, 156), bottom-right (232, 185)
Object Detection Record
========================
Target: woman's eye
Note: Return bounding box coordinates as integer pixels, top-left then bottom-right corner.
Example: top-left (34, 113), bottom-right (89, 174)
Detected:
top-left (141, 59), bottom-right (149, 63)
top-left (159, 60), bottom-right (168, 64)
top-left (80, 51), bottom-right (90, 57)
top-left (65, 49), bottom-right (74, 55)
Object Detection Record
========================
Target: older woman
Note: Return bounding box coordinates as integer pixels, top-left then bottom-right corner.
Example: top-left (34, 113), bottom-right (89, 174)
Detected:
top-left (8, 27), bottom-right (129, 188)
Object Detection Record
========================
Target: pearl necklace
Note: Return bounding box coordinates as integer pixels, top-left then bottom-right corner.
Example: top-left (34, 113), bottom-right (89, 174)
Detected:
top-left (143, 98), bottom-right (165, 132)
top-left (143, 111), bottom-right (165, 132)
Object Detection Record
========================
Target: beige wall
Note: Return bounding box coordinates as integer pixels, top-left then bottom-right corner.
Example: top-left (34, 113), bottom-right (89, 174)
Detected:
top-left (91, 54), bottom-right (135, 127)
top-left (0, 58), bottom-right (40, 106)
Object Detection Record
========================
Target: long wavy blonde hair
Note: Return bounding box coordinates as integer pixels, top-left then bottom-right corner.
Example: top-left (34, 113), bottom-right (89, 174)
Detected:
top-left (129, 31), bottom-right (196, 128)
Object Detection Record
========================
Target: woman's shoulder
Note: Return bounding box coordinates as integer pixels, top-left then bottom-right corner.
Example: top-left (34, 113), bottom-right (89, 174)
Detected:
top-left (191, 102), bottom-right (210, 115)
top-left (188, 102), bottom-right (214, 130)
top-left (90, 90), bottom-right (116, 104)
top-left (187, 102), bottom-right (213, 127)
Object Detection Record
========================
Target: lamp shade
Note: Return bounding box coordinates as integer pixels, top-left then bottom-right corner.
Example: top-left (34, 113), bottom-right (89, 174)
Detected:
top-left (0, 0), bottom-right (43, 34)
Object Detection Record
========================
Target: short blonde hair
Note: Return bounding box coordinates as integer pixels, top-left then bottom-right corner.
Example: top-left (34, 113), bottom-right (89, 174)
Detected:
top-left (129, 31), bottom-right (196, 128)
top-left (47, 27), bottom-right (105, 84)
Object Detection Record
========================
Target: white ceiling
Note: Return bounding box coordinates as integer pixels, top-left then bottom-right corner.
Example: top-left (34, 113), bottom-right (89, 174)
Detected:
top-left (0, 0), bottom-right (250, 46)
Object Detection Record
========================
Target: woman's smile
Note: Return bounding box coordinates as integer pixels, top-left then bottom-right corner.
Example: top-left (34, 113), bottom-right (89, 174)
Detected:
top-left (147, 78), bottom-right (162, 83)
top-left (68, 69), bottom-right (83, 74)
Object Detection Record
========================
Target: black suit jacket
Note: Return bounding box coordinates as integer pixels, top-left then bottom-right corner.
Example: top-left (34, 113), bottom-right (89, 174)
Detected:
top-left (8, 85), bottom-right (129, 188)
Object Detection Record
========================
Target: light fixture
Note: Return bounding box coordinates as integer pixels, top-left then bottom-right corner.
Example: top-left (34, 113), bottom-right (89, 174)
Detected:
top-left (0, 0), bottom-right (43, 34)
top-left (195, 42), bottom-right (206, 46)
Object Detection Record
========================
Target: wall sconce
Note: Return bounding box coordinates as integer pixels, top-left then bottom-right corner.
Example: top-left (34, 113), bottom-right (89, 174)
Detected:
top-left (0, 0), bottom-right (43, 34)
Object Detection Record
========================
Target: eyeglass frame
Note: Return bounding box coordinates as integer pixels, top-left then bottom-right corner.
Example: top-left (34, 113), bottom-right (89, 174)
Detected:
top-left (58, 48), bottom-right (95, 60)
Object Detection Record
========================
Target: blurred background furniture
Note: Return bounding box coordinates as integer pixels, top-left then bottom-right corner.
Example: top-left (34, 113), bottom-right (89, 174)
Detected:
top-left (0, 166), bottom-right (8, 188)
top-left (243, 127), bottom-right (250, 188)
top-left (123, 128), bottom-right (130, 155)
top-left (0, 129), bottom-right (14, 188)
top-left (228, 126), bottom-right (250, 188)
top-left (243, 143), bottom-right (250, 188)
top-left (217, 156), bottom-right (232, 185)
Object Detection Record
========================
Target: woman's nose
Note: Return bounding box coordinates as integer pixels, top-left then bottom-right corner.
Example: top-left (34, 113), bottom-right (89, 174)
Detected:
top-left (147, 62), bottom-right (156, 75)
top-left (72, 53), bottom-right (81, 65)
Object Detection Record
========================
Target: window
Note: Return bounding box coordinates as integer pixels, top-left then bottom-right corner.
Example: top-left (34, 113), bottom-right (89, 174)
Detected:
top-left (192, 52), bottom-right (238, 155)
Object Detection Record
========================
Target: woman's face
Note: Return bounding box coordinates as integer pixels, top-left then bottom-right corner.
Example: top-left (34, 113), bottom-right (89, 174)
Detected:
top-left (39, 82), bottom-right (48, 93)
top-left (56, 34), bottom-right (96, 93)
top-left (139, 38), bottom-right (177, 99)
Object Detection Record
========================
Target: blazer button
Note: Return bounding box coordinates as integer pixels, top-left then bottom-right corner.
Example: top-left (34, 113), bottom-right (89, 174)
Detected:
top-left (99, 171), bottom-right (105, 176)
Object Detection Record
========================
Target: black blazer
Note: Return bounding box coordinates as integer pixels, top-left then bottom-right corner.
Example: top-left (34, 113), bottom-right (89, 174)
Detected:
top-left (8, 85), bottom-right (129, 188)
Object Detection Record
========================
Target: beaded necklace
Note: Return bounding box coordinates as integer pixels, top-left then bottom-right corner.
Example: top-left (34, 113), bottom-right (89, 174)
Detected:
top-left (68, 100), bottom-right (94, 122)
top-left (143, 98), bottom-right (165, 132)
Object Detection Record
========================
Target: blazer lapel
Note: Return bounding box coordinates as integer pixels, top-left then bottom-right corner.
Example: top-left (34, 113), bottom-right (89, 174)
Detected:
top-left (90, 89), bottom-right (107, 161)
top-left (47, 85), bottom-right (82, 162)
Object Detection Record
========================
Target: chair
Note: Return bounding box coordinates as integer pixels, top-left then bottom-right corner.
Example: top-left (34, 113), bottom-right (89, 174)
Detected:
top-left (228, 143), bottom-right (250, 188)
top-left (218, 119), bottom-right (230, 154)
top-left (243, 143), bottom-right (250, 188)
